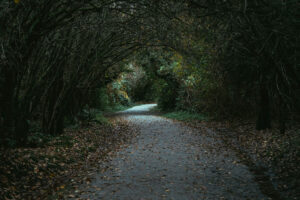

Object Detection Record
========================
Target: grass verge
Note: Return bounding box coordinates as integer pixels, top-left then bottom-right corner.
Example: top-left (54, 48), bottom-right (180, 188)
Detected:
top-left (162, 110), bottom-right (210, 122)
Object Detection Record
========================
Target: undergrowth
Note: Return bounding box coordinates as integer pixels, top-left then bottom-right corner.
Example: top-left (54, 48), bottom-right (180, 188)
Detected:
top-left (162, 111), bottom-right (210, 122)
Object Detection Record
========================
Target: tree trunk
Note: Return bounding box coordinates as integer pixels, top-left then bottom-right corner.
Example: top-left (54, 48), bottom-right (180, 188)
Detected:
top-left (256, 83), bottom-right (271, 130)
top-left (0, 66), bottom-right (29, 145)
top-left (0, 66), bottom-right (15, 141)
top-left (279, 96), bottom-right (286, 134)
top-left (15, 112), bottom-right (29, 146)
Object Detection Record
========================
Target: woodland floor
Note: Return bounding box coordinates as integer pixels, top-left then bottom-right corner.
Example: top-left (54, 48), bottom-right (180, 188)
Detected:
top-left (64, 104), bottom-right (270, 200)
top-left (0, 119), bottom-right (138, 199)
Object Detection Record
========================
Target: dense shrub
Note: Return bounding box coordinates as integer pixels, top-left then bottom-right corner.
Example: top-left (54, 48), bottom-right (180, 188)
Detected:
top-left (157, 80), bottom-right (178, 111)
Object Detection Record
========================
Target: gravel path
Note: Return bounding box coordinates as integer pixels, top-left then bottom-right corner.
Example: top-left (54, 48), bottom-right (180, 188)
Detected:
top-left (73, 104), bottom-right (268, 200)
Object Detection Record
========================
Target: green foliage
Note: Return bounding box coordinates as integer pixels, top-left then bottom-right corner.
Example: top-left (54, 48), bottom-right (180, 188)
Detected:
top-left (163, 111), bottom-right (209, 122)
top-left (107, 75), bottom-right (132, 106)
top-left (157, 80), bottom-right (178, 111)
top-left (129, 76), bottom-right (151, 101)
top-left (144, 79), bottom-right (165, 102)
top-left (89, 88), bottom-right (110, 111)
top-left (127, 50), bottom-right (181, 107)
top-left (94, 113), bottom-right (109, 125)
top-left (107, 104), bottom-right (133, 112)
top-left (87, 80), bottom-right (132, 113)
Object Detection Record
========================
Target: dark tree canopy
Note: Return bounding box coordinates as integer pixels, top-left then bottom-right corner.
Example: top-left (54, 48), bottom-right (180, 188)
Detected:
top-left (0, 0), bottom-right (299, 145)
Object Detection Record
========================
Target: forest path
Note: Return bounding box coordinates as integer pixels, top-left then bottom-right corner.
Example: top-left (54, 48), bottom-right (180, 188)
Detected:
top-left (72, 104), bottom-right (267, 200)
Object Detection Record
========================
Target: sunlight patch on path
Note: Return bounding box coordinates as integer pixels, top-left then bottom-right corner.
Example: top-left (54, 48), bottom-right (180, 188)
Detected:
top-left (119, 104), bottom-right (157, 113)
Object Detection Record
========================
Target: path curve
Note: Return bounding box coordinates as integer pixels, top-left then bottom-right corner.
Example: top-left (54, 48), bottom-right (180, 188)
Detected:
top-left (74, 104), bottom-right (267, 199)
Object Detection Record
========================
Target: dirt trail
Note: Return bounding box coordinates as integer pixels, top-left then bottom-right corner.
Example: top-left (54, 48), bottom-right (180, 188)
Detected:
top-left (72, 104), bottom-right (268, 199)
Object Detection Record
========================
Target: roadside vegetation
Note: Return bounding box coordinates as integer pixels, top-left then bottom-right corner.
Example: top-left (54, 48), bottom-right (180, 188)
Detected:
top-left (162, 111), bottom-right (209, 122)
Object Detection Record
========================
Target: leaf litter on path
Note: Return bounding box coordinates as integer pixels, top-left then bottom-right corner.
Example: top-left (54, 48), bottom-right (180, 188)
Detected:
top-left (0, 118), bottom-right (138, 199)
